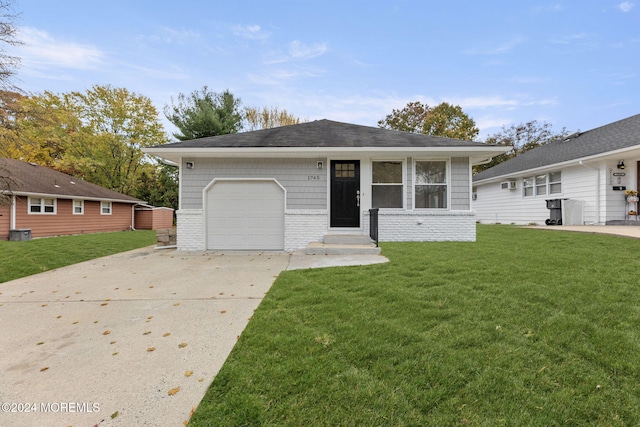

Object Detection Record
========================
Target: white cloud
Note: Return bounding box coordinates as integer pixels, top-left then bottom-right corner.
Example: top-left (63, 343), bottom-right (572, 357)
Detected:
top-left (549, 32), bottom-right (588, 45)
top-left (233, 24), bottom-right (270, 40)
top-left (464, 37), bottom-right (523, 55)
top-left (443, 96), bottom-right (520, 109)
top-left (18, 26), bottom-right (104, 70)
top-left (263, 41), bottom-right (328, 65)
top-left (618, 2), bottom-right (634, 12)
top-left (289, 41), bottom-right (328, 60)
top-left (150, 27), bottom-right (201, 44)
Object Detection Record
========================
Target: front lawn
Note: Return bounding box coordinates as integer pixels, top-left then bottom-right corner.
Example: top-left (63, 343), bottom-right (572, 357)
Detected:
top-left (190, 225), bottom-right (640, 426)
top-left (0, 230), bottom-right (156, 283)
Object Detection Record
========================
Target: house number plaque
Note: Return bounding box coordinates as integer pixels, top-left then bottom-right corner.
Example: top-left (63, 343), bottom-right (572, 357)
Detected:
top-left (307, 175), bottom-right (320, 180)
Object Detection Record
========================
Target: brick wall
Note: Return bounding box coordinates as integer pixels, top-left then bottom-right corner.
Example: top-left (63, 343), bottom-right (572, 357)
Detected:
top-left (176, 209), bottom-right (204, 251)
top-left (284, 209), bottom-right (328, 251)
top-left (364, 210), bottom-right (476, 242)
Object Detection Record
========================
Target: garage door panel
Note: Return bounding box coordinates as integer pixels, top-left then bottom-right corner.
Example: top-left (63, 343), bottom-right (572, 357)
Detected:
top-left (206, 181), bottom-right (284, 250)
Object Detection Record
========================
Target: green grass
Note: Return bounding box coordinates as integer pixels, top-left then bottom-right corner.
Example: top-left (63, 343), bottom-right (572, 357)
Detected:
top-left (0, 230), bottom-right (156, 283)
top-left (190, 225), bottom-right (640, 426)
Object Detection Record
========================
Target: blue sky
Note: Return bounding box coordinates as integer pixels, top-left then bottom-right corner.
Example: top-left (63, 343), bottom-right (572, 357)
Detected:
top-left (9, 0), bottom-right (640, 140)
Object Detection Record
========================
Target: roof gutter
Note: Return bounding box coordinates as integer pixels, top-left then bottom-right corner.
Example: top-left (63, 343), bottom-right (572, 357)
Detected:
top-left (10, 195), bottom-right (16, 229)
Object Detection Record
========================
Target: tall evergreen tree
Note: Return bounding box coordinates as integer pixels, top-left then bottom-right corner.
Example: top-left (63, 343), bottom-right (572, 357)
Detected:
top-left (164, 87), bottom-right (243, 140)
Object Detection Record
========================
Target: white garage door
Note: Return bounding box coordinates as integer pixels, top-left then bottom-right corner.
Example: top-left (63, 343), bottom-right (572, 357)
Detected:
top-left (206, 180), bottom-right (285, 250)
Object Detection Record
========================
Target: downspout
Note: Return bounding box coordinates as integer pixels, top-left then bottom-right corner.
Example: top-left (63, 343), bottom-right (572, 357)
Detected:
top-left (579, 161), bottom-right (600, 224)
top-left (10, 195), bottom-right (16, 229)
top-left (131, 204), bottom-right (136, 231)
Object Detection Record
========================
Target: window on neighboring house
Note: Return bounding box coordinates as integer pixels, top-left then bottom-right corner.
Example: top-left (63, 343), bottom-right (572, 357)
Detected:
top-left (549, 171), bottom-right (562, 194)
top-left (415, 160), bottom-right (447, 209)
top-left (101, 201), bottom-right (112, 215)
top-left (29, 197), bottom-right (56, 214)
top-left (73, 200), bottom-right (84, 215)
top-left (535, 174), bottom-right (547, 196)
top-left (523, 177), bottom-right (534, 197)
top-left (372, 161), bottom-right (403, 208)
top-left (523, 171), bottom-right (562, 197)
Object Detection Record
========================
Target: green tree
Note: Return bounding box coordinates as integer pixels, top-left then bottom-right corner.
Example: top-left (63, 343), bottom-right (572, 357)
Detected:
top-left (136, 162), bottom-right (179, 211)
top-left (164, 87), bottom-right (243, 140)
top-left (1, 91), bottom-right (86, 171)
top-left (63, 85), bottom-right (169, 195)
top-left (378, 101), bottom-right (479, 141)
top-left (0, 0), bottom-right (21, 206)
top-left (244, 106), bottom-right (303, 131)
top-left (474, 120), bottom-right (572, 174)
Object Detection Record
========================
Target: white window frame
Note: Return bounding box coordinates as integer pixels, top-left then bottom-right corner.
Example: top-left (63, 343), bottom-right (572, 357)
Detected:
top-left (523, 171), bottom-right (562, 197)
top-left (413, 159), bottom-right (449, 209)
top-left (101, 201), bottom-right (112, 215)
top-left (29, 197), bottom-right (56, 214)
top-left (73, 199), bottom-right (84, 215)
top-left (371, 160), bottom-right (405, 209)
top-left (549, 171), bottom-right (562, 194)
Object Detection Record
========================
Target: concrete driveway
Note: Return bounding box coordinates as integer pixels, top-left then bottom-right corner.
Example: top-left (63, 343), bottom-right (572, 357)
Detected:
top-left (0, 248), bottom-right (291, 427)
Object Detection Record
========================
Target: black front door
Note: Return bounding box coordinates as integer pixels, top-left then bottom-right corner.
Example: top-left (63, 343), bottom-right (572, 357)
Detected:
top-left (330, 160), bottom-right (360, 227)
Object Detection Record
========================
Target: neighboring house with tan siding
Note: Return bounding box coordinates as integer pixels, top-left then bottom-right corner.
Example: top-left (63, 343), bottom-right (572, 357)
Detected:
top-left (145, 119), bottom-right (508, 251)
top-left (0, 158), bottom-right (163, 240)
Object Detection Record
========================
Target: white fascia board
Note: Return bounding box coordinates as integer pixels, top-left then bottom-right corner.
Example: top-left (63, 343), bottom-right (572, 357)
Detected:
top-left (145, 145), bottom-right (509, 162)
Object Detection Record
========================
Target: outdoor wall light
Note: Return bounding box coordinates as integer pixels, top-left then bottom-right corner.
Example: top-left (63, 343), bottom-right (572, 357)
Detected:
top-left (317, 161), bottom-right (323, 169)
top-left (618, 160), bottom-right (625, 170)
top-left (186, 161), bottom-right (194, 169)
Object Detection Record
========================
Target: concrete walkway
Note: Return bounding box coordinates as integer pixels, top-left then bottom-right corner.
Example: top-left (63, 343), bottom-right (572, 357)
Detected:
top-left (0, 247), bottom-right (388, 427)
top-left (527, 224), bottom-right (640, 239)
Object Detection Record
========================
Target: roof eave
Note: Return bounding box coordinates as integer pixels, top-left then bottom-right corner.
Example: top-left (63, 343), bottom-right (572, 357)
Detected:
top-left (1, 190), bottom-right (142, 204)
top-left (144, 145), bottom-right (510, 163)
top-left (474, 144), bottom-right (640, 184)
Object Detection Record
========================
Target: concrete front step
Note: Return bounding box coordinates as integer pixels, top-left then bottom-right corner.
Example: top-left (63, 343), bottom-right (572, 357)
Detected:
top-left (304, 242), bottom-right (381, 256)
top-left (323, 234), bottom-right (373, 245)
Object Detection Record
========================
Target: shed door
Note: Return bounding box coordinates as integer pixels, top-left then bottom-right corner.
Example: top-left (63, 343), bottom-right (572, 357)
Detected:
top-left (206, 180), bottom-right (284, 250)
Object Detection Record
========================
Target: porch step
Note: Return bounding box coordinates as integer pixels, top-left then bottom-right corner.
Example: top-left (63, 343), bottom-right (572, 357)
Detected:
top-left (323, 234), bottom-right (374, 245)
top-left (304, 242), bottom-right (381, 256)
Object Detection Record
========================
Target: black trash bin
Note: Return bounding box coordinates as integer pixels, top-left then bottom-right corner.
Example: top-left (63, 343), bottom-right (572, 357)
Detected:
top-left (545, 199), bottom-right (562, 225)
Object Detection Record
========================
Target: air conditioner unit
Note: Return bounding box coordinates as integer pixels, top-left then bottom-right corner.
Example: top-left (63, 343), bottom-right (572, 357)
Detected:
top-left (500, 181), bottom-right (517, 190)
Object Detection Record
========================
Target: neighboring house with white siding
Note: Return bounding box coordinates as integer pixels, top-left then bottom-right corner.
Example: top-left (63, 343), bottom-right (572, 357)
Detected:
top-left (145, 119), bottom-right (507, 251)
top-left (472, 114), bottom-right (640, 226)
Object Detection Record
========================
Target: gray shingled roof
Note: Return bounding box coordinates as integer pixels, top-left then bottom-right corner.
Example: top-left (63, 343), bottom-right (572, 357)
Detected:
top-left (474, 114), bottom-right (640, 182)
top-left (0, 158), bottom-right (142, 203)
top-left (152, 119), bottom-right (491, 148)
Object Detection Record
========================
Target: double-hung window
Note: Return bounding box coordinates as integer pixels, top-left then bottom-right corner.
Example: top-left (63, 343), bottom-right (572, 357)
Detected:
top-left (415, 161), bottom-right (447, 209)
top-left (29, 197), bottom-right (56, 214)
top-left (73, 200), bottom-right (84, 215)
top-left (372, 161), bottom-right (403, 208)
top-left (101, 201), bottom-right (112, 215)
top-left (523, 172), bottom-right (562, 197)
